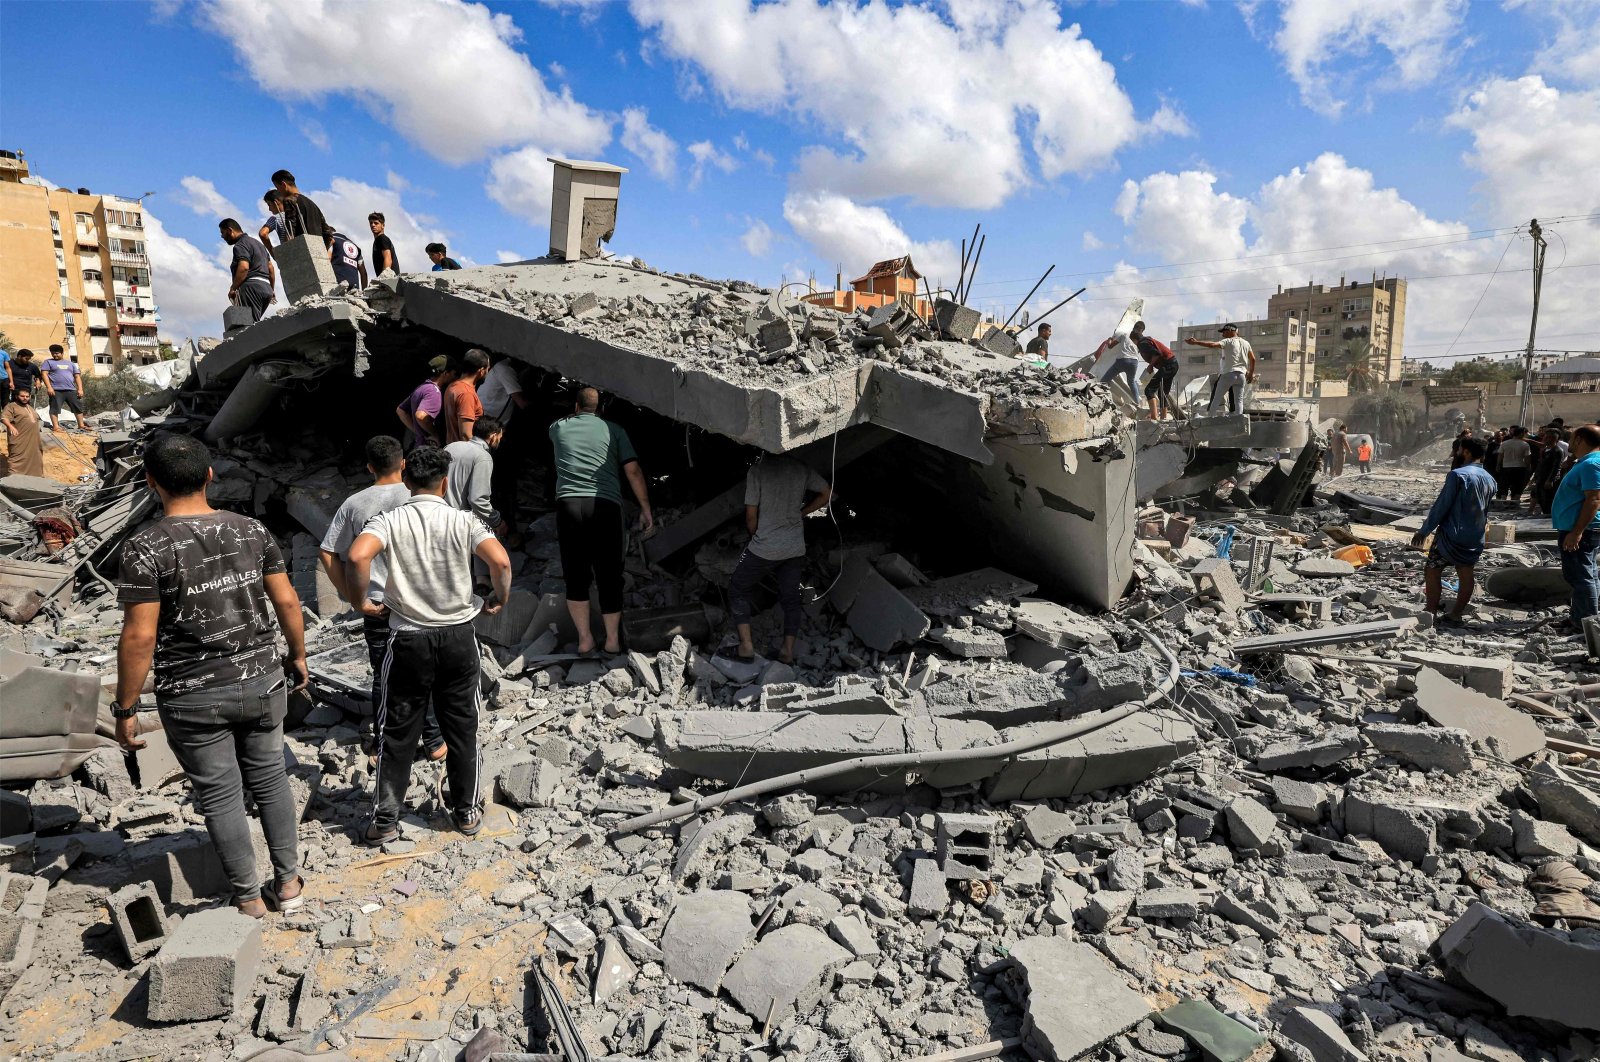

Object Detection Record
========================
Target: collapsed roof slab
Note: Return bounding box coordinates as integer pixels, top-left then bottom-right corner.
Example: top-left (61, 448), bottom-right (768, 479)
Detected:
top-left (196, 302), bottom-right (366, 389)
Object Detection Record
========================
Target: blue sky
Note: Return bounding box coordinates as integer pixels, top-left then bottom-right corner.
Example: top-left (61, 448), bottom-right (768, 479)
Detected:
top-left (3, 0), bottom-right (1598, 359)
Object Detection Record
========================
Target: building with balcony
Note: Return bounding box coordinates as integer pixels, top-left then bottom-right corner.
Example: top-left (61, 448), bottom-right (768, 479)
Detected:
top-left (1266, 275), bottom-right (1407, 384)
top-left (1172, 316), bottom-right (1318, 398)
top-left (0, 149), bottom-right (161, 376)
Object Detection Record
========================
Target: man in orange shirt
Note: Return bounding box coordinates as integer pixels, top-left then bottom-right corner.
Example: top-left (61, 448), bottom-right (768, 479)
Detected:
top-left (443, 348), bottom-right (489, 443)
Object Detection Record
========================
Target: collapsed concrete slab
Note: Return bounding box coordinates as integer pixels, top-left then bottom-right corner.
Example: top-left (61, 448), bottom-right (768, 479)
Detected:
top-left (660, 890), bottom-right (753, 993)
top-left (1001, 936), bottom-right (1153, 1060)
top-left (1435, 902), bottom-right (1600, 1031)
top-left (721, 923), bottom-right (849, 1022)
top-left (0, 649), bottom-right (104, 783)
top-left (1411, 667), bottom-right (1544, 762)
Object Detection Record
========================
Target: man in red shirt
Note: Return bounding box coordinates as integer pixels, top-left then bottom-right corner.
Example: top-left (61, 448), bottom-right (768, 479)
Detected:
top-left (1134, 323), bottom-right (1181, 420)
top-left (443, 348), bottom-right (489, 443)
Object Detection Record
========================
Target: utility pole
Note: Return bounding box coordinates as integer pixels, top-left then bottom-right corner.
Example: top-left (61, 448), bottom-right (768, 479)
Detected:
top-left (1517, 218), bottom-right (1547, 429)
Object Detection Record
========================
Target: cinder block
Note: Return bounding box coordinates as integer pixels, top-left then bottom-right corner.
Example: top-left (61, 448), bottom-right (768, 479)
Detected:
top-left (933, 298), bottom-right (981, 341)
top-left (935, 812), bottom-right (999, 880)
top-left (0, 870), bottom-right (48, 1000)
top-left (271, 234), bottom-right (337, 304)
top-left (147, 907), bottom-right (262, 1021)
top-left (223, 304), bottom-right (256, 335)
top-left (1190, 557), bottom-right (1245, 613)
top-left (106, 880), bottom-right (169, 962)
top-left (980, 326), bottom-right (1022, 358)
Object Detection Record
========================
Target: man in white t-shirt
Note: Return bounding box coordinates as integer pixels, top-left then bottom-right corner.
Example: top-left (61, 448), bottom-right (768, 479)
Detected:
top-left (1185, 323), bottom-right (1256, 416)
top-left (476, 355), bottom-right (529, 543)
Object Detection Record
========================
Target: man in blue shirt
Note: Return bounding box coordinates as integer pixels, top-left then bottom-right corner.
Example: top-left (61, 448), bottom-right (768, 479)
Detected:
top-left (1551, 424), bottom-right (1600, 628)
top-left (1413, 435), bottom-right (1497, 625)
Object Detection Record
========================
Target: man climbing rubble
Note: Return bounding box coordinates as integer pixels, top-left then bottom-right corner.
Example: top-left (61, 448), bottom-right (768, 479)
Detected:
top-left (727, 454), bottom-right (833, 665)
top-left (112, 434), bottom-right (308, 918)
top-left (318, 435), bottom-right (446, 764)
top-left (1135, 326), bottom-right (1180, 421)
top-left (1091, 321), bottom-right (1143, 399)
top-left (269, 168), bottom-right (333, 250)
top-left (1553, 423), bottom-right (1600, 632)
top-left (220, 218), bottom-right (276, 323)
top-left (346, 445), bottom-right (512, 842)
top-left (1185, 322), bottom-right (1255, 416)
top-left (1412, 434), bottom-right (1495, 626)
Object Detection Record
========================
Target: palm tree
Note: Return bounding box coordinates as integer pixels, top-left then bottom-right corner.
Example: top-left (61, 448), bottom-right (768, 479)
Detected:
top-left (1341, 338), bottom-right (1376, 394)
top-left (1352, 387), bottom-right (1417, 451)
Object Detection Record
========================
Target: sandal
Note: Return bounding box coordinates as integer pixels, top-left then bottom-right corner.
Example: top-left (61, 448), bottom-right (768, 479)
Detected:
top-left (268, 875), bottom-right (306, 913)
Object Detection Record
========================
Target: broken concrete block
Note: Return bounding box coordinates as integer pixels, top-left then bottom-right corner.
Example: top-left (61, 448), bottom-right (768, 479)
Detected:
top-left (1021, 805), bottom-right (1076, 849)
top-left (0, 871), bottom-right (47, 1001)
top-left (980, 325), bottom-right (1022, 358)
top-left (1435, 902), bottom-right (1600, 1031)
top-left (985, 713), bottom-right (1199, 802)
top-left (1253, 727), bottom-right (1360, 771)
top-left (497, 757), bottom-right (560, 809)
top-left (1512, 811), bottom-right (1579, 859)
top-left (722, 922), bottom-right (849, 1022)
top-left (1214, 890), bottom-right (1283, 941)
top-left (934, 624), bottom-right (1008, 659)
top-left (830, 555), bottom-right (930, 651)
top-left (1012, 597), bottom-right (1114, 649)
top-left (907, 857), bottom-right (947, 918)
top-left (1279, 1006), bottom-right (1369, 1062)
top-left (660, 890), bottom-right (752, 993)
top-left (1002, 937), bottom-right (1153, 1060)
top-left (1083, 888), bottom-right (1135, 930)
top-left (1340, 785), bottom-right (1495, 864)
top-left (106, 880), bottom-right (168, 963)
top-left (1294, 557), bottom-right (1355, 579)
top-left (1529, 766), bottom-right (1600, 846)
top-left (935, 812), bottom-right (998, 880)
top-left (271, 234), bottom-right (338, 304)
top-left (1268, 777), bottom-right (1326, 824)
top-left (147, 907), bottom-right (263, 1021)
top-left (1223, 796), bottom-right (1278, 850)
top-left (1136, 887), bottom-right (1204, 921)
top-left (1158, 999), bottom-right (1267, 1062)
top-left (1366, 722), bottom-right (1474, 774)
top-left (758, 318), bottom-right (796, 353)
top-left (826, 914), bottom-right (880, 960)
top-left (1104, 846), bottom-right (1144, 892)
top-left (1190, 557), bottom-right (1246, 613)
top-left (568, 292), bottom-right (602, 318)
top-left (1412, 667), bottom-right (1544, 762)
top-left (594, 933), bottom-right (637, 1004)
top-left (1398, 650), bottom-right (1512, 699)
top-left (933, 298), bottom-right (982, 341)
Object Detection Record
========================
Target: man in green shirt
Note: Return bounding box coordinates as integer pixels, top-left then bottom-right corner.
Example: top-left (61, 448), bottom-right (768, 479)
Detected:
top-left (549, 387), bottom-right (654, 655)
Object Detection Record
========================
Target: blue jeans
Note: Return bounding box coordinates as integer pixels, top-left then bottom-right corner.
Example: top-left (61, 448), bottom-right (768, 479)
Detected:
top-left (157, 670), bottom-right (299, 901)
top-left (1561, 525), bottom-right (1600, 624)
top-left (1100, 358), bottom-right (1139, 397)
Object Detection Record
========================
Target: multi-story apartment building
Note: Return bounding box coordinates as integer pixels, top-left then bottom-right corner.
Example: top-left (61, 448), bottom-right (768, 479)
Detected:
top-left (1172, 316), bottom-right (1318, 398)
top-left (1266, 276), bottom-right (1407, 383)
top-left (0, 150), bottom-right (161, 377)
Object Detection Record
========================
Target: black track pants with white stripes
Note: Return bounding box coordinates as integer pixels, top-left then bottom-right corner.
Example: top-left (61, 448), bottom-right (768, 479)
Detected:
top-left (371, 620), bottom-right (482, 827)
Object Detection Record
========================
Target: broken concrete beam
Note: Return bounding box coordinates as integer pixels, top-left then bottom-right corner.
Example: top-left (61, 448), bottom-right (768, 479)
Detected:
top-left (1012, 597), bottom-right (1113, 649)
top-left (1253, 727), bottom-right (1359, 771)
top-left (1341, 786), bottom-right (1495, 864)
top-left (147, 907), bottom-right (262, 1021)
top-left (1435, 902), bottom-right (1600, 1031)
top-left (829, 554), bottom-right (930, 651)
top-left (984, 712), bottom-right (1199, 802)
top-left (1190, 557), bottom-right (1246, 613)
top-left (0, 871), bottom-right (47, 1001)
top-left (1279, 1007), bottom-right (1369, 1062)
top-left (1397, 650), bottom-right (1512, 699)
top-left (935, 813), bottom-right (999, 880)
top-left (934, 624), bottom-right (1008, 659)
top-left (1002, 937), bottom-right (1153, 1061)
top-left (1411, 667), bottom-right (1544, 761)
top-left (657, 711), bottom-right (997, 794)
top-left (721, 922), bottom-right (849, 1022)
top-left (1366, 722), bottom-right (1474, 774)
top-left (660, 890), bottom-right (753, 993)
top-left (1231, 618), bottom-right (1415, 655)
top-left (106, 880), bottom-right (169, 963)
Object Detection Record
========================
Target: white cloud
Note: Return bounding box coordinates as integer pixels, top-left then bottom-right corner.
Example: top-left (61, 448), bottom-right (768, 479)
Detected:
top-left (740, 219), bottom-right (774, 257)
top-left (297, 116), bottom-right (331, 152)
top-left (145, 209), bottom-right (232, 343)
top-left (630, 0), bottom-right (1180, 210)
top-left (1081, 231), bottom-right (1108, 251)
top-left (687, 140), bottom-right (738, 187)
top-left (782, 190), bottom-right (958, 287)
top-left (1510, 0), bottom-right (1600, 88)
top-left (485, 146), bottom-right (556, 224)
top-left (198, 0), bottom-right (611, 164)
top-left (176, 176), bottom-right (241, 221)
top-left (310, 175), bottom-right (451, 275)
top-left (496, 249), bottom-right (528, 263)
top-left (620, 107), bottom-right (678, 180)
top-left (1114, 169), bottom-right (1250, 264)
top-left (1266, 0), bottom-right (1468, 116)
top-left (1448, 75), bottom-right (1600, 217)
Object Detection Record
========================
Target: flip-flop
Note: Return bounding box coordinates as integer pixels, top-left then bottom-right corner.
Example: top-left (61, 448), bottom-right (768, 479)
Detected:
top-left (267, 875), bottom-right (306, 913)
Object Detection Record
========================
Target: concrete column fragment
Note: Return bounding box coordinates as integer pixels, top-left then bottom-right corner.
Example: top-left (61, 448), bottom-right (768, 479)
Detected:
top-left (935, 813), bottom-right (999, 880)
top-left (271, 234), bottom-right (337, 304)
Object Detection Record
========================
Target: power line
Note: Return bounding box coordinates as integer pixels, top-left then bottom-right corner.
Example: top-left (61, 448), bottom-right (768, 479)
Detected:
top-left (1438, 235), bottom-right (1516, 361)
top-left (1069, 260), bottom-right (1599, 301)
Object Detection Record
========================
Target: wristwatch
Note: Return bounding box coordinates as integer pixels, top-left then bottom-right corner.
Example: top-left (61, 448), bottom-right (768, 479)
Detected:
top-left (110, 698), bottom-right (141, 720)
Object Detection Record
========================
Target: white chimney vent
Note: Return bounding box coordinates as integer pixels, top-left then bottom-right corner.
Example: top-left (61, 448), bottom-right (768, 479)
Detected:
top-left (548, 158), bottom-right (627, 262)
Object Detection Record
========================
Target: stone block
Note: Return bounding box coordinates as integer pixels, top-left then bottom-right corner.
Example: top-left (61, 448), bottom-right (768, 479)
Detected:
top-left (1223, 796), bottom-right (1278, 850)
top-left (1529, 768), bottom-right (1600, 846)
top-left (1512, 811), bottom-right (1579, 859)
top-left (106, 880), bottom-right (168, 962)
top-left (1003, 937), bottom-right (1153, 1061)
top-left (1366, 723), bottom-right (1474, 774)
top-left (1190, 557), bottom-right (1246, 613)
top-left (1083, 889), bottom-right (1135, 931)
top-left (935, 812), bottom-right (998, 880)
top-left (1268, 777), bottom-right (1326, 824)
top-left (1021, 806), bottom-right (1076, 849)
top-left (271, 234), bottom-right (337, 304)
top-left (907, 857), bottom-right (947, 918)
top-left (933, 298), bottom-right (982, 341)
top-left (223, 304), bottom-right (256, 335)
top-left (722, 923), bottom-right (849, 1021)
top-left (147, 907), bottom-right (263, 1021)
top-left (980, 325), bottom-right (1022, 358)
top-left (830, 555), bottom-right (930, 651)
top-left (660, 890), bottom-right (752, 993)
top-left (1136, 887), bottom-right (1203, 921)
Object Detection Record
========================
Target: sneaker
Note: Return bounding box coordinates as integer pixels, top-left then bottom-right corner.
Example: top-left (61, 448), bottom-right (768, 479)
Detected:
top-left (362, 821), bottom-right (400, 847)
top-left (453, 808), bottom-right (482, 837)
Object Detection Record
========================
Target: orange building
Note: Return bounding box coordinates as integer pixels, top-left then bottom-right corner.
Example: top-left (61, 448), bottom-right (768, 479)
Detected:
top-left (802, 255), bottom-right (933, 321)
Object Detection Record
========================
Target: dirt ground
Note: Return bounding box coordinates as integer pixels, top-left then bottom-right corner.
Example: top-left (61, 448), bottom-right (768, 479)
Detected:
top-left (2, 420), bottom-right (101, 484)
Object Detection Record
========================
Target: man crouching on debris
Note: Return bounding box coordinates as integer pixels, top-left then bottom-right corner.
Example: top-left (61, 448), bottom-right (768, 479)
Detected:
top-left (1411, 434), bottom-right (1495, 626)
top-left (346, 446), bottom-right (512, 842)
top-left (728, 455), bottom-right (832, 665)
top-left (113, 434), bottom-right (308, 918)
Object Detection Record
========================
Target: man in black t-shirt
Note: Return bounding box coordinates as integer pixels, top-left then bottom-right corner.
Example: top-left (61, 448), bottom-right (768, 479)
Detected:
top-left (114, 434), bottom-right (308, 918)
top-left (1024, 323), bottom-right (1051, 362)
top-left (330, 231), bottom-right (368, 289)
top-left (270, 168), bottom-right (334, 249)
top-left (220, 219), bottom-right (276, 321)
top-left (369, 212), bottom-right (400, 275)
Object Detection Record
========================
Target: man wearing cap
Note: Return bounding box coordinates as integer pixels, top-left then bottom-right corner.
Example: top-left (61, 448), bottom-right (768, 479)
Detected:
top-left (396, 356), bottom-right (457, 450)
top-left (1185, 323), bottom-right (1255, 416)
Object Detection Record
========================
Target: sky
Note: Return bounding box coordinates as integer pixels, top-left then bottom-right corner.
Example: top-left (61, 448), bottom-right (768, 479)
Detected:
top-left (3, 0), bottom-right (1598, 364)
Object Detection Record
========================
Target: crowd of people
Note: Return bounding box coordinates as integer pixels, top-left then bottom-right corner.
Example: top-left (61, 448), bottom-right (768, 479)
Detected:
top-left (1, 342), bottom-right (95, 476)
top-left (109, 340), bottom-right (835, 916)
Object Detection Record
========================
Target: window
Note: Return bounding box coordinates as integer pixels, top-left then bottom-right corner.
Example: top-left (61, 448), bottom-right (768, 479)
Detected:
top-left (94, 354), bottom-right (113, 366)
top-left (87, 299), bottom-right (106, 308)
top-left (89, 327), bottom-right (110, 338)
top-left (75, 212), bottom-right (93, 226)
top-left (1319, 305), bottom-right (1333, 314)
top-left (1189, 354), bottom-right (1207, 365)
top-left (1289, 322), bottom-right (1298, 336)
top-left (82, 269), bottom-right (103, 284)
top-left (1319, 326), bottom-right (1332, 337)
top-left (1259, 350), bottom-right (1275, 360)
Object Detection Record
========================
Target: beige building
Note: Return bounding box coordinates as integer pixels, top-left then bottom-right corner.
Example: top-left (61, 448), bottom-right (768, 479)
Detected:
top-left (0, 150), bottom-right (161, 377)
top-left (1266, 276), bottom-right (1407, 383)
top-left (1172, 316), bottom-right (1318, 398)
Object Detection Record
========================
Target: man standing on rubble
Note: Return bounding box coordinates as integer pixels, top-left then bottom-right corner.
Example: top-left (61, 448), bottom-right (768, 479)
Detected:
top-left (270, 170), bottom-right (334, 250)
top-left (1185, 323), bottom-right (1255, 416)
top-left (1497, 426), bottom-right (1533, 508)
top-left (346, 446), bottom-right (513, 842)
top-left (443, 349), bottom-right (489, 444)
top-left (369, 213), bottom-right (399, 275)
top-left (728, 455), bottom-right (832, 665)
top-left (220, 219), bottom-right (276, 323)
top-left (1023, 324), bottom-right (1051, 363)
top-left (1136, 328), bottom-right (1180, 420)
top-left (1329, 424), bottom-right (1352, 477)
top-left (426, 243), bottom-right (463, 270)
top-left (2, 386), bottom-right (45, 477)
top-left (476, 354), bottom-right (529, 542)
top-left (40, 344), bottom-right (87, 434)
top-left (328, 231), bottom-right (368, 290)
top-left (319, 436), bottom-right (446, 765)
top-left (1412, 435), bottom-right (1495, 625)
top-left (445, 416), bottom-right (508, 538)
top-left (550, 387), bottom-right (654, 656)
top-left (396, 356), bottom-right (456, 449)
top-left (1533, 427), bottom-right (1567, 515)
top-left (112, 434), bottom-right (307, 917)
top-left (1552, 424), bottom-right (1600, 631)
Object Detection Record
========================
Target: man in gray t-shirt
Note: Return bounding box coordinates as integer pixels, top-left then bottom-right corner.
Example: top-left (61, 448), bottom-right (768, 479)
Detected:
top-left (727, 456), bottom-right (832, 664)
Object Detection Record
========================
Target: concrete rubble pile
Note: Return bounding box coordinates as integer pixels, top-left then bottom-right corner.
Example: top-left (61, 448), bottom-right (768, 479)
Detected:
top-left (2, 263), bottom-right (1598, 1062)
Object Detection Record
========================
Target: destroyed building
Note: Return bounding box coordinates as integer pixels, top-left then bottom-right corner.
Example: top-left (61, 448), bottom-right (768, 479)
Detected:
top-left (2, 173), bottom-right (1599, 1062)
